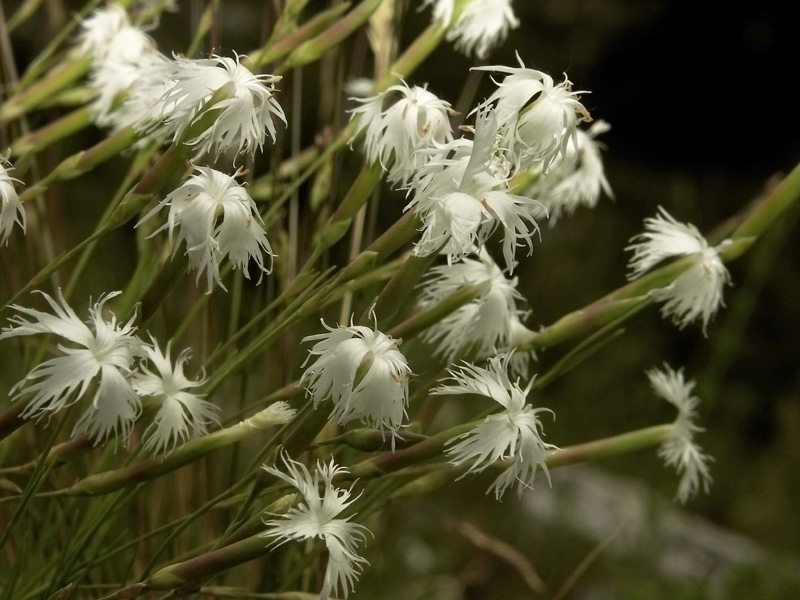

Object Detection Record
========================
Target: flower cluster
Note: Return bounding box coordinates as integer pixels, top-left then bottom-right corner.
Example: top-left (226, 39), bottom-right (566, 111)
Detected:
top-left (627, 207), bottom-right (732, 334)
top-left (263, 453), bottom-right (370, 600)
top-left (0, 290), bottom-right (217, 450)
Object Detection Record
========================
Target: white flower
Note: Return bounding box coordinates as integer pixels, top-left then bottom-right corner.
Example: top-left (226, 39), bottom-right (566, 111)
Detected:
top-left (433, 354), bottom-right (556, 500)
top-left (262, 453), bottom-right (370, 600)
top-left (139, 53), bottom-right (286, 158)
top-left (647, 364), bottom-right (713, 503)
top-left (77, 3), bottom-right (132, 60)
top-left (627, 207), bottom-right (732, 334)
top-left (1, 157), bottom-right (26, 245)
top-left (406, 107), bottom-right (541, 271)
top-left (418, 249), bottom-right (527, 363)
top-left (527, 121), bottom-right (613, 225)
top-left (82, 13), bottom-right (163, 128)
top-left (476, 55), bottom-right (591, 172)
top-left (350, 80), bottom-right (454, 185)
top-left (301, 317), bottom-right (410, 435)
top-left (425, 0), bottom-right (519, 59)
top-left (133, 338), bottom-right (219, 454)
top-left (138, 166), bottom-right (274, 293)
top-left (0, 290), bottom-right (144, 444)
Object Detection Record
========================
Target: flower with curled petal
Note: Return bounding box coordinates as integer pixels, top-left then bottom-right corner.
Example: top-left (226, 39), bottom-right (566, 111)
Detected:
top-left (301, 317), bottom-right (410, 435)
top-left (647, 364), bottom-right (713, 503)
top-left (139, 166), bottom-right (274, 293)
top-left (627, 207), bottom-right (732, 334)
top-left (1, 157), bottom-right (26, 245)
top-left (433, 354), bottom-right (556, 500)
top-left (133, 338), bottom-right (219, 454)
top-left (406, 108), bottom-right (541, 271)
top-left (262, 453), bottom-right (370, 600)
top-left (0, 290), bottom-right (144, 444)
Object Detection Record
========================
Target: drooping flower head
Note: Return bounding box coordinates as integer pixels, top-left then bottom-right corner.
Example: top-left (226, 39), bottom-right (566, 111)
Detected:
top-left (138, 53), bottom-right (286, 158)
top-left (433, 353), bottom-right (556, 500)
top-left (138, 166), bottom-right (275, 293)
top-left (1, 157), bottom-right (26, 245)
top-left (350, 80), bottom-right (454, 185)
top-left (262, 452), bottom-right (371, 600)
top-left (301, 317), bottom-right (411, 435)
top-left (0, 290), bottom-right (144, 444)
top-left (627, 207), bottom-right (732, 334)
top-left (476, 55), bottom-right (592, 172)
top-left (647, 364), bottom-right (713, 503)
top-left (424, 0), bottom-right (520, 59)
top-left (133, 338), bottom-right (219, 454)
top-left (406, 107), bottom-right (541, 271)
top-left (526, 120), bottom-right (613, 225)
top-left (77, 3), bottom-right (133, 59)
top-left (418, 249), bottom-right (528, 363)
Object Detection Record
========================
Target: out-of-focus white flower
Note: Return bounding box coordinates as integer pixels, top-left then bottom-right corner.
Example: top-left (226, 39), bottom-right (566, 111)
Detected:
top-left (647, 364), bottom-right (713, 503)
top-left (407, 108), bottom-right (541, 271)
top-left (0, 290), bottom-right (144, 444)
top-left (138, 166), bottom-right (274, 293)
top-left (350, 80), bottom-right (454, 185)
top-left (418, 249), bottom-right (527, 363)
top-left (301, 317), bottom-right (410, 435)
top-left (424, 0), bottom-right (519, 59)
top-left (77, 3), bottom-right (132, 59)
top-left (1, 157), bottom-right (26, 245)
top-left (84, 22), bottom-right (162, 126)
top-left (434, 354), bottom-right (556, 500)
top-left (476, 55), bottom-right (591, 172)
top-left (262, 453), bottom-right (370, 600)
top-left (133, 338), bottom-right (219, 454)
top-left (139, 53), bottom-right (286, 158)
top-left (627, 207), bottom-right (731, 334)
top-left (527, 121), bottom-right (613, 225)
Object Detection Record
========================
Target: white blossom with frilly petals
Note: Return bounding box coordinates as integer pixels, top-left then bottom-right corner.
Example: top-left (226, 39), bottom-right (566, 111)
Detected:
top-left (476, 55), bottom-right (591, 172)
top-left (262, 453), bottom-right (370, 600)
top-left (434, 354), bottom-right (556, 500)
top-left (301, 318), bottom-right (410, 434)
top-left (424, 0), bottom-right (519, 59)
top-left (350, 81), bottom-right (454, 185)
top-left (139, 166), bottom-right (274, 293)
top-left (77, 3), bottom-right (132, 59)
top-left (133, 338), bottom-right (219, 454)
top-left (0, 290), bottom-right (144, 444)
top-left (647, 364), bottom-right (713, 503)
top-left (627, 207), bottom-right (731, 334)
top-left (1, 157), bottom-right (26, 245)
top-left (418, 249), bottom-right (527, 363)
top-left (138, 54), bottom-right (285, 158)
top-left (406, 108), bottom-right (541, 271)
top-left (527, 121), bottom-right (613, 225)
